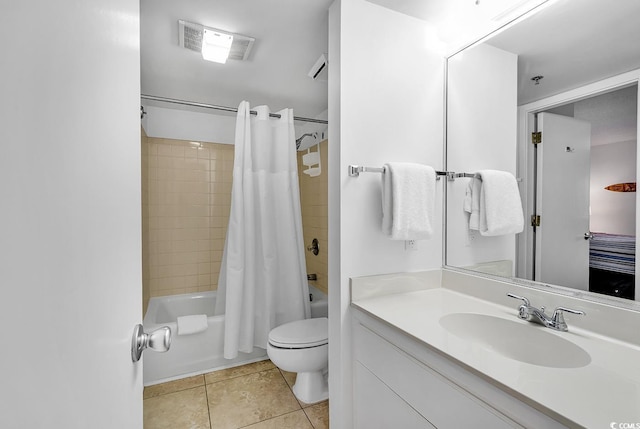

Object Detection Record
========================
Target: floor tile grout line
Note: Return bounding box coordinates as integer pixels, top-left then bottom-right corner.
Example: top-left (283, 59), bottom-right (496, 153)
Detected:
top-left (234, 409), bottom-right (309, 429)
top-left (204, 380), bottom-right (213, 429)
top-left (237, 368), bottom-right (306, 427)
top-left (144, 361), bottom-right (330, 429)
top-left (273, 368), bottom-right (303, 413)
top-left (143, 376), bottom-right (206, 399)
top-left (276, 367), bottom-right (317, 410)
top-left (302, 407), bottom-right (317, 429)
top-left (204, 366), bottom-right (278, 386)
top-left (142, 374), bottom-right (206, 401)
top-left (208, 366), bottom-right (300, 429)
top-left (142, 383), bottom-right (212, 429)
top-left (278, 368), bottom-right (297, 396)
top-left (305, 402), bottom-right (330, 429)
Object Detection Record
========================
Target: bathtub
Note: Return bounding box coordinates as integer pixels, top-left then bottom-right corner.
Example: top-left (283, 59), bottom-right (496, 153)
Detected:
top-left (143, 285), bottom-right (328, 386)
top-left (308, 284), bottom-right (328, 318)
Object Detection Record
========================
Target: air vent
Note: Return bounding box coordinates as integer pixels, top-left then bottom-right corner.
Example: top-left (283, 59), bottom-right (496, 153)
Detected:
top-left (178, 20), bottom-right (255, 61)
top-left (308, 54), bottom-right (328, 81)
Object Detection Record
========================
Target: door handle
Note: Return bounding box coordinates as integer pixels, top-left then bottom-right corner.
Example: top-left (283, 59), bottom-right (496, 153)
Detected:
top-left (131, 324), bottom-right (171, 362)
top-left (584, 232), bottom-right (594, 240)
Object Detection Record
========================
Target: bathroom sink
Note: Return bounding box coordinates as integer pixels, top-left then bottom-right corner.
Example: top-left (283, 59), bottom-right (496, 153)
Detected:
top-left (439, 313), bottom-right (591, 368)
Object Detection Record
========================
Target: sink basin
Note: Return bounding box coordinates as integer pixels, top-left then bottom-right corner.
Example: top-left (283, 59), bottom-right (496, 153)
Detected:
top-left (439, 313), bottom-right (591, 368)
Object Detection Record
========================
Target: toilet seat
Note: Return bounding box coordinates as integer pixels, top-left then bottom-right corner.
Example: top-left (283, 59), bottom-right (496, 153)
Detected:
top-left (268, 317), bottom-right (328, 349)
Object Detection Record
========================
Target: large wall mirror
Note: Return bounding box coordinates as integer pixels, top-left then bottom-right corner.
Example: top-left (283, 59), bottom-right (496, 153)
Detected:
top-left (445, 0), bottom-right (640, 307)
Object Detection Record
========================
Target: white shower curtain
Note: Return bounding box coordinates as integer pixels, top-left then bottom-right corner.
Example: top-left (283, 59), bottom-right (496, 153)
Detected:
top-left (215, 101), bottom-right (310, 359)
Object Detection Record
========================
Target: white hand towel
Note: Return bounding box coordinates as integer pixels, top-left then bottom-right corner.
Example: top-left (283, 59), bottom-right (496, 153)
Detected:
top-left (382, 162), bottom-right (436, 240)
top-left (177, 314), bottom-right (208, 335)
top-left (463, 177), bottom-right (482, 230)
top-left (474, 170), bottom-right (524, 236)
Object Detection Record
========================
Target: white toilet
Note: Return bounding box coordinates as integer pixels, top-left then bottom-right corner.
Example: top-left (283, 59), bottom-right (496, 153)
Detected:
top-left (267, 317), bottom-right (328, 404)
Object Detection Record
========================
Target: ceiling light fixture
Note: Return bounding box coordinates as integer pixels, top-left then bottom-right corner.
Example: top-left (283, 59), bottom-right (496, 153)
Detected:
top-left (201, 28), bottom-right (234, 64)
top-left (178, 21), bottom-right (255, 63)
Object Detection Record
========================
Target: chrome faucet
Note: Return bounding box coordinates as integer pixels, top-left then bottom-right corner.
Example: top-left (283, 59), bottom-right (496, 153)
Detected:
top-left (507, 293), bottom-right (585, 332)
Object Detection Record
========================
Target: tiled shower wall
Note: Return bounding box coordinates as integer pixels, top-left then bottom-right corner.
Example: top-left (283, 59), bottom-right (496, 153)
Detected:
top-left (297, 140), bottom-right (329, 295)
top-left (141, 137), bottom-right (234, 310)
top-left (141, 136), bottom-right (329, 312)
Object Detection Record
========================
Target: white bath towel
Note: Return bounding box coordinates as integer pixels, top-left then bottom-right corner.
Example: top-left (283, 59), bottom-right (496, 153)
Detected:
top-left (177, 314), bottom-right (208, 335)
top-left (464, 170), bottom-right (524, 236)
top-left (382, 162), bottom-right (436, 240)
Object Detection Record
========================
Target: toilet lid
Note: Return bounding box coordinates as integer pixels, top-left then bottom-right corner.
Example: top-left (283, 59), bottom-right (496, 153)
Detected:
top-left (269, 317), bottom-right (328, 348)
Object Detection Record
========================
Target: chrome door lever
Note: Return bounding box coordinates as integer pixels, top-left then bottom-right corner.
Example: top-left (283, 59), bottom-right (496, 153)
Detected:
top-left (131, 324), bottom-right (171, 362)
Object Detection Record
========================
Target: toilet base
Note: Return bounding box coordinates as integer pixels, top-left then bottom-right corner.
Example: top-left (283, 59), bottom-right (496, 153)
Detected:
top-left (292, 370), bottom-right (329, 404)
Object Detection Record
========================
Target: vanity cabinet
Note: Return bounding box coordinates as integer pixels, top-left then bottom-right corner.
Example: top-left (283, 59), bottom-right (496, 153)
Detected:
top-left (352, 309), bottom-right (568, 429)
top-left (355, 362), bottom-right (436, 429)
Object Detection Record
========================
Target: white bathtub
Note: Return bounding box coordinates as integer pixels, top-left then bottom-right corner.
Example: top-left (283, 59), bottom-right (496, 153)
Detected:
top-left (143, 285), bottom-right (328, 386)
top-left (308, 284), bottom-right (328, 318)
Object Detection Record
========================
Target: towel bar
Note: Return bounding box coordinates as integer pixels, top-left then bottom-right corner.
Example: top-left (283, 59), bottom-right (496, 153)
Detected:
top-left (454, 172), bottom-right (481, 180)
top-left (348, 165), bottom-right (384, 176)
top-left (453, 173), bottom-right (523, 182)
top-left (348, 165), bottom-right (448, 180)
top-left (347, 165), bottom-right (521, 182)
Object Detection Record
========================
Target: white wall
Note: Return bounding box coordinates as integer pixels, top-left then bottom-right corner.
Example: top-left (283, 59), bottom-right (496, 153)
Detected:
top-left (329, 1), bottom-right (445, 427)
top-left (142, 105), bottom-right (237, 144)
top-left (590, 140), bottom-right (637, 234)
top-left (446, 43), bottom-right (518, 270)
top-left (142, 104), bottom-right (328, 148)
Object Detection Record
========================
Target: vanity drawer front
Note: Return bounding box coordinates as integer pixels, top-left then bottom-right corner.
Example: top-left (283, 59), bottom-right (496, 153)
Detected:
top-left (354, 321), bottom-right (520, 429)
top-left (355, 362), bottom-right (436, 429)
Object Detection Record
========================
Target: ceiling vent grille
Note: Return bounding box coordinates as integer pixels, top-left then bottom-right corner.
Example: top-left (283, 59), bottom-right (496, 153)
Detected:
top-left (178, 20), bottom-right (255, 61)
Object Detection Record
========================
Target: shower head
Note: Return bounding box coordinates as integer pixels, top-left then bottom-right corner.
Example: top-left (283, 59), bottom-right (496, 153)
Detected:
top-left (296, 133), bottom-right (315, 149)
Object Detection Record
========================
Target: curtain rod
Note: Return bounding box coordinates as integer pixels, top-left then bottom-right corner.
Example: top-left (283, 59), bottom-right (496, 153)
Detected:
top-left (140, 94), bottom-right (329, 125)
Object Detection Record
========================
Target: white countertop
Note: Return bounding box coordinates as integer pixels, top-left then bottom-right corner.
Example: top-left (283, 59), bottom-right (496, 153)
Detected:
top-left (352, 285), bottom-right (640, 428)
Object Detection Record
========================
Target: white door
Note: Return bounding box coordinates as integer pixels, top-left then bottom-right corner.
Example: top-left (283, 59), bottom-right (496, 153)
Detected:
top-left (0, 1), bottom-right (143, 428)
top-left (535, 112), bottom-right (592, 290)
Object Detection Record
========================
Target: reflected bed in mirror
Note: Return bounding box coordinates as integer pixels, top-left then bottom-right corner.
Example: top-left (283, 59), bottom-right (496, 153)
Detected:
top-left (445, 0), bottom-right (640, 306)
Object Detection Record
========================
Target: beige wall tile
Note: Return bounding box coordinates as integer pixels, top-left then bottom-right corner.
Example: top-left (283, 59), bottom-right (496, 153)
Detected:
top-left (143, 139), bottom-right (233, 299)
top-left (142, 137), bottom-right (328, 303)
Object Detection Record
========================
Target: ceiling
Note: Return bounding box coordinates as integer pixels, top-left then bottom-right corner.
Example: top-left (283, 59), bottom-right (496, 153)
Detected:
top-left (366, 0), bottom-right (548, 48)
top-left (140, 0), bottom-right (332, 120)
top-left (141, 0), bottom-right (640, 140)
top-left (484, 0), bottom-right (639, 148)
top-left (571, 85), bottom-right (638, 147)
top-left (374, 0), bottom-right (640, 147)
top-left (485, 0), bottom-right (640, 105)
top-left (369, 0), bottom-right (640, 106)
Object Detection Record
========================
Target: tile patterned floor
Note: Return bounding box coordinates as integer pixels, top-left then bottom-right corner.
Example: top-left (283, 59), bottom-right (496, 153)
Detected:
top-left (144, 360), bottom-right (329, 429)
